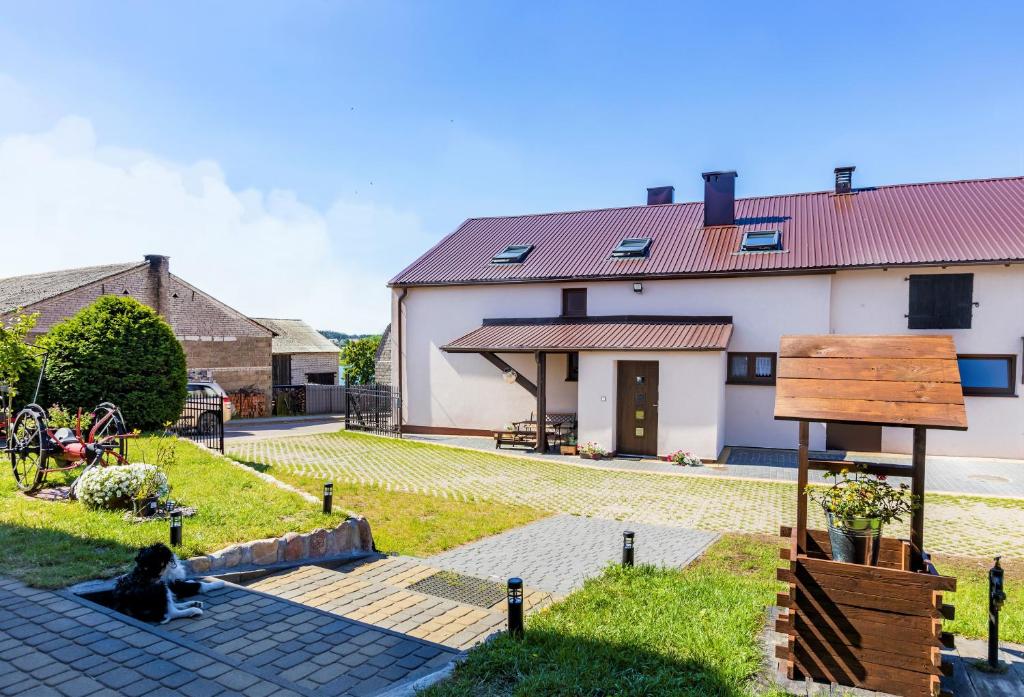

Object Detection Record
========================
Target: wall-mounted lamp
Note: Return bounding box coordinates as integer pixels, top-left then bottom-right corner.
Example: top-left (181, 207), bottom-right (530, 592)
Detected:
top-left (502, 369), bottom-right (518, 385)
top-left (632, 282), bottom-right (643, 294)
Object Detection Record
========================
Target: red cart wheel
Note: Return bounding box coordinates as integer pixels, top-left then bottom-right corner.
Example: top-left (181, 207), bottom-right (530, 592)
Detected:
top-left (89, 402), bottom-right (129, 466)
top-left (9, 409), bottom-right (47, 492)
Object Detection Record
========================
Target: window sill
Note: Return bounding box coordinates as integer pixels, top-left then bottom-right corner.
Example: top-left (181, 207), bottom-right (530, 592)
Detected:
top-left (963, 392), bottom-right (1017, 398)
top-left (726, 380), bottom-right (776, 387)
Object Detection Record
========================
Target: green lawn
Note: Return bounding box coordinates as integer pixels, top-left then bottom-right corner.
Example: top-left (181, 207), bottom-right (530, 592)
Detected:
top-left (230, 459), bottom-right (546, 557)
top-left (0, 436), bottom-right (348, 587)
top-left (938, 554), bottom-right (1023, 643)
top-left (424, 535), bottom-right (788, 697)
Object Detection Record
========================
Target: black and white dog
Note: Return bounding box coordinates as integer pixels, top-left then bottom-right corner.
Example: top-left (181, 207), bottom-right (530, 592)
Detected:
top-left (113, 543), bottom-right (224, 623)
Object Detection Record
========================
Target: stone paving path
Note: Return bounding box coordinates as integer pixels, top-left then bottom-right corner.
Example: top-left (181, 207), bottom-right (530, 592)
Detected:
top-left (0, 574), bottom-right (458, 697)
top-left (244, 556), bottom-right (557, 651)
top-left (229, 432), bottom-right (1024, 558)
top-left (409, 433), bottom-right (1024, 498)
top-left (423, 514), bottom-right (719, 595)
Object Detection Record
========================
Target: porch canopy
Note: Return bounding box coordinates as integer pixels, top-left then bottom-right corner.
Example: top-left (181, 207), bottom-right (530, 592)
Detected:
top-left (441, 315), bottom-right (733, 353)
top-left (441, 315), bottom-right (732, 452)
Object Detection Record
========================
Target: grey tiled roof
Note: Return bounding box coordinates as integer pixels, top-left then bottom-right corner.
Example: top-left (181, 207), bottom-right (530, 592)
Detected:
top-left (252, 317), bottom-right (340, 354)
top-left (0, 262), bottom-right (145, 313)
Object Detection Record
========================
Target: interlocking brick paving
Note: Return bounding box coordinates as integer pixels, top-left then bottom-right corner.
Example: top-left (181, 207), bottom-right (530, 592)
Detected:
top-left (243, 557), bottom-right (557, 650)
top-left (229, 432), bottom-right (1024, 558)
top-left (424, 515), bottom-right (719, 595)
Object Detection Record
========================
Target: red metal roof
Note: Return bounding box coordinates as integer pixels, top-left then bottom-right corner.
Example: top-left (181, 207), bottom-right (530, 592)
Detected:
top-left (442, 317), bottom-right (733, 352)
top-left (390, 176), bottom-right (1024, 286)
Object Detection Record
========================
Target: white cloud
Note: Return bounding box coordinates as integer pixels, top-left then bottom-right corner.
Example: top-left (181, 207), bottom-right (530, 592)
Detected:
top-left (0, 115), bottom-right (421, 333)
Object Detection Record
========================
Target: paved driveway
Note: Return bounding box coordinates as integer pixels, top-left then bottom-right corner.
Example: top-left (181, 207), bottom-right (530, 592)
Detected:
top-left (228, 432), bottom-right (1024, 558)
top-left (225, 417), bottom-right (343, 442)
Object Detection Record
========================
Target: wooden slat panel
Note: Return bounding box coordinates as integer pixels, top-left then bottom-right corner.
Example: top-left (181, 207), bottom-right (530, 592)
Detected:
top-left (788, 613), bottom-right (942, 655)
top-left (784, 640), bottom-right (943, 694)
top-left (779, 567), bottom-right (942, 607)
top-left (777, 378), bottom-right (964, 405)
top-left (777, 639), bottom-right (942, 675)
top-left (798, 556), bottom-right (956, 592)
top-left (777, 357), bottom-right (960, 383)
top-left (775, 396), bottom-right (968, 430)
top-left (780, 335), bottom-right (956, 359)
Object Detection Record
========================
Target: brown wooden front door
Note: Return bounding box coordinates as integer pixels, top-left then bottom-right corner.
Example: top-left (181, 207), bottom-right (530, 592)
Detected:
top-left (616, 361), bottom-right (659, 456)
top-left (825, 423), bottom-right (882, 452)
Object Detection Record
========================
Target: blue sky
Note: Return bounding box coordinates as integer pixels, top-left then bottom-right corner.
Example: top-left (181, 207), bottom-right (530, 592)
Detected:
top-left (0, 2), bottom-right (1021, 330)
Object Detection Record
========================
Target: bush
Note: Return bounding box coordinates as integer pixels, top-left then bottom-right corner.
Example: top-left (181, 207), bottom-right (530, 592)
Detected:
top-left (340, 335), bottom-right (381, 385)
top-left (76, 463), bottom-right (169, 510)
top-left (39, 296), bottom-right (187, 430)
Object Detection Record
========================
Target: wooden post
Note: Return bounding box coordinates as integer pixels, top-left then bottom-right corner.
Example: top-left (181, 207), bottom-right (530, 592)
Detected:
top-left (796, 420), bottom-right (809, 556)
top-left (535, 351), bottom-right (547, 453)
top-left (911, 426), bottom-right (927, 570)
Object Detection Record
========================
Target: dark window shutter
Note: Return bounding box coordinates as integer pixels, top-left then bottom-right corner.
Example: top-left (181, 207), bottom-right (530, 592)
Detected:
top-left (562, 289), bottom-right (587, 317)
top-left (908, 274), bottom-right (972, 329)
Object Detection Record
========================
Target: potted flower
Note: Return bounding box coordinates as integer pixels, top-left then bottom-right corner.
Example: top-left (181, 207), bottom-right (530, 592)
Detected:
top-left (577, 441), bottom-right (609, 460)
top-left (665, 450), bottom-right (702, 467)
top-left (807, 469), bottom-right (918, 566)
top-left (560, 434), bottom-right (578, 456)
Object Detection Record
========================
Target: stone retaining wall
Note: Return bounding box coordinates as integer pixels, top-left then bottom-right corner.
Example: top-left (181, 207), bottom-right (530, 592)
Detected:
top-left (186, 516), bottom-right (374, 575)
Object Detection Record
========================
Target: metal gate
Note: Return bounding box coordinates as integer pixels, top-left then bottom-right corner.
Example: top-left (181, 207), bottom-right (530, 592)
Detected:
top-left (344, 385), bottom-right (401, 437)
top-left (306, 384), bottom-right (346, 414)
top-left (169, 394), bottom-right (224, 452)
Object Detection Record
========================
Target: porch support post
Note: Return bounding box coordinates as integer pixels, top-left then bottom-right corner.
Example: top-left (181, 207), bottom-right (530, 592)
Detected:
top-left (535, 351), bottom-right (547, 453)
top-left (911, 426), bottom-right (926, 570)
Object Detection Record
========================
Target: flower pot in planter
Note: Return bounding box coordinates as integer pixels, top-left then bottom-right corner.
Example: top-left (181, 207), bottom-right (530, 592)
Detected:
top-left (826, 512), bottom-right (882, 566)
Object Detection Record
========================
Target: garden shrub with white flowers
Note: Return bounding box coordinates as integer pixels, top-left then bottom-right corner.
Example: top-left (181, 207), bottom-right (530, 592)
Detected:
top-left (666, 450), bottom-right (702, 467)
top-left (76, 463), bottom-right (169, 510)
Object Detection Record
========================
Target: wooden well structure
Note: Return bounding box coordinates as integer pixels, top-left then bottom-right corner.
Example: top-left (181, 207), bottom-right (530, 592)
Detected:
top-left (773, 335), bottom-right (967, 697)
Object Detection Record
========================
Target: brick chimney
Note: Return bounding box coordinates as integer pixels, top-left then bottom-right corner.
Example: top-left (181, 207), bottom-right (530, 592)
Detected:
top-left (701, 171), bottom-right (737, 226)
top-left (144, 254), bottom-right (170, 316)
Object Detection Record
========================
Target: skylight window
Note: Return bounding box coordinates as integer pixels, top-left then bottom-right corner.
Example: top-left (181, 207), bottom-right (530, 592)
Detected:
top-left (739, 230), bottom-right (782, 252)
top-left (491, 244), bottom-right (533, 264)
top-left (611, 237), bottom-right (652, 259)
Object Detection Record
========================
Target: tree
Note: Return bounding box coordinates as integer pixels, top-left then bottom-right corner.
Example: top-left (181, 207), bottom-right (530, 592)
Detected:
top-left (38, 296), bottom-right (187, 430)
top-left (0, 310), bottom-right (40, 413)
top-left (340, 335), bottom-right (381, 385)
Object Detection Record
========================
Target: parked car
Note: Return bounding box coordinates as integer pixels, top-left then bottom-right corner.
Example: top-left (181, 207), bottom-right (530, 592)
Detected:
top-left (185, 381), bottom-right (233, 434)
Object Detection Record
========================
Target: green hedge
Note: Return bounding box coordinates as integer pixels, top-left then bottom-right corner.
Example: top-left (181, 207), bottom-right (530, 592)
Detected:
top-left (39, 296), bottom-right (187, 430)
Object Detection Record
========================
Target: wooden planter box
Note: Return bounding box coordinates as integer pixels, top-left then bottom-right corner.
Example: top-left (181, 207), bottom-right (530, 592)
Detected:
top-left (560, 445), bottom-right (578, 456)
top-left (775, 527), bottom-right (955, 697)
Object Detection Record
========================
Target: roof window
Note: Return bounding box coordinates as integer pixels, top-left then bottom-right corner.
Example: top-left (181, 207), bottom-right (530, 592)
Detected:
top-left (611, 237), bottom-right (652, 259)
top-left (739, 230), bottom-right (782, 252)
top-left (491, 244), bottom-right (533, 264)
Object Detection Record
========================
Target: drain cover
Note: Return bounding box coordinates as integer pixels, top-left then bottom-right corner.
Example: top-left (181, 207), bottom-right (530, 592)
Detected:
top-left (967, 474), bottom-right (1011, 484)
top-left (409, 571), bottom-right (506, 608)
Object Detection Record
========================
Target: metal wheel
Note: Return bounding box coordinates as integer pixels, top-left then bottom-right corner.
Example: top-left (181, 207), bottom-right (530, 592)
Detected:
top-left (197, 411), bottom-right (218, 436)
top-left (89, 402), bottom-right (128, 466)
top-left (9, 409), bottom-right (47, 492)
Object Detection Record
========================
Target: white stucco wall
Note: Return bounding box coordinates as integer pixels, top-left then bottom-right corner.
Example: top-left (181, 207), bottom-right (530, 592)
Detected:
top-left (830, 265), bottom-right (1024, 458)
top-left (577, 350), bottom-right (725, 459)
top-left (395, 263), bottom-right (1023, 458)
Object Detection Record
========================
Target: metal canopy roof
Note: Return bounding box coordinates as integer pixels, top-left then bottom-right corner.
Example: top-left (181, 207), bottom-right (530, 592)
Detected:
top-left (442, 316), bottom-right (733, 353)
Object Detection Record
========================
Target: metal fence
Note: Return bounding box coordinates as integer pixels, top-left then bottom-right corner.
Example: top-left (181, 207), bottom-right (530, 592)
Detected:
top-left (169, 394), bottom-right (224, 452)
top-left (345, 385), bottom-right (401, 437)
top-left (306, 384), bottom-right (346, 415)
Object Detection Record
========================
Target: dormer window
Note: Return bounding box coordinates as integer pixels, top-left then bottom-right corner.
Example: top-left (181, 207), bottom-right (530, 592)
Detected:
top-left (740, 230), bottom-right (782, 252)
top-left (491, 244), bottom-right (533, 264)
top-left (611, 237), bottom-right (652, 259)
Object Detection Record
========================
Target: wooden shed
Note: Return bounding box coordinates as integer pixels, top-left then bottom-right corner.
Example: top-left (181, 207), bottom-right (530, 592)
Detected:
top-left (773, 335), bottom-right (967, 697)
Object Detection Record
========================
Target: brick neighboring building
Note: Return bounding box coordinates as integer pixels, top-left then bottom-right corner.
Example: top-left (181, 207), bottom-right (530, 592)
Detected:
top-left (253, 317), bottom-right (340, 385)
top-left (0, 255), bottom-right (274, 400)
top-left (374, 324), bottom-right (392, 386)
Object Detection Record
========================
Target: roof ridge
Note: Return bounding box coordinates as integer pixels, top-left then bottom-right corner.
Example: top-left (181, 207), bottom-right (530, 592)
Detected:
top-left (460, 174), bottom-right (1024, 223)
top-left (0, 261), bottom-right (144, 284)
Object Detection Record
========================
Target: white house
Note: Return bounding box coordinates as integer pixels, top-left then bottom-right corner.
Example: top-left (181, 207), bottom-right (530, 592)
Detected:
top-left (387, 169), bottom-right (1024, 460)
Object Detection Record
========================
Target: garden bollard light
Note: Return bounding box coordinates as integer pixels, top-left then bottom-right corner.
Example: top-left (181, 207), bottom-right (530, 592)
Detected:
top-left (507, 577), bottom-right (524, 639)
top-left (323, 482), bottom-right (334, 514)
top-left (165, 499), bottom-right (176, 513)
top-left (170, 511), bottom-right (183, 547)
top-left (622, 531), bottom-right (635, 567)
top-left (989, 556), bottom-right (1006, 669)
